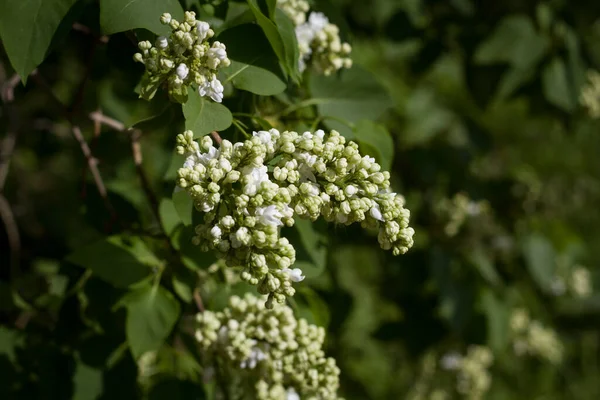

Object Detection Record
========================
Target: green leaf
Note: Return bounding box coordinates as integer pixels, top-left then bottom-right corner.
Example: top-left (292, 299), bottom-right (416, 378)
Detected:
top-left (309, 66), bottom-right (393, 137)
top-left (246, 0), bottom-right (290, 77)
top-left (67, 235), bottom-right (161, 288)
top-left (474, 15), bottom-right (549, 69)
top-left (173, 190), bottom-right (193, 227)
top-left (183, 88), bottom-right (233, 137)
top-left (73, 360), bottom-right (103, 400)
top-left (286, 218), bottom-right (328, 278)
top-left (480, 289), bottom-right (510, 352)
top-left (0, 327), bottom-right (23, 363)
top-left (274, 9), bottom-right (300, 82)
top-left (100, 0), bottom-right (184, 35)
top-left (542, 57), bottom-right (577, 112)
top-left (522, 234), bottom-right (556, 293)
top-left (120, 285), bottom-right (181, 359)
top-left (294, 286), bottom-right (331, 328)
top-left (218, 24), bottom-right (286, 95)
top-left (0, 0), bottom-right (78, 83)
top-left (353, 120), bottom-right (394, 171)
top-left (467, 246), bottom-right (502, 286)
top-left (172, 272), bottom-right (194, 303)
top-left (159, 198), bottom-right (180, 236)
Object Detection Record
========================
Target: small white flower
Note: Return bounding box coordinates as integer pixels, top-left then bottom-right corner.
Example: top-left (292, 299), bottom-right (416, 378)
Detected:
top-left (370, 204), bottom-right (384, 221)
top-left (253, 130), bottom-right (273, 145)
top-left (282, 268), bottom-right (305, 282)
top-left (155, 36), bottom-right (168, 49)
top-left (256, 205), bottom-right (284, 227)
top-left (196, 21), bottom-right (211, 40)
top-left (308, 12), bottom-right (329, 32)
top-left (176, 63), bottom-right (189, 80)
top-left (286, 388), bottom-right (300, 400)
top-left (240, 347), bottom-right (267, 369)
top-left (210, 225), bottom-right (222, 238)
top-left (160, 13), bottom-right (172, 24)
top-left (198, 146), bottom-right (220, 165)
top-left (345, 185), bottom-right (358, 196)
top-left (440, 352), bottom-right (462, 370)
top-left (183, 155), bottom-right (197, 169)
top-left (243, 166), bottom-right (270, 196)
top-left (198, 76), bottom-right (225, 103)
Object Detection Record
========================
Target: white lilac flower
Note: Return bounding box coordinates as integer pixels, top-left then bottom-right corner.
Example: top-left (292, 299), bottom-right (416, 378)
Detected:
top-left (175, 129), bottom-right (413, 305)
top-left (282, 268), bottom-right (305, 282)
top-left (440, 352), bottom-right (463, 370)
top-left (133, 12), bottom-right (229, 103)
top-left (198, 75), bottom-right (224, 103)
top-left (284, 4), bottom-right (352, 75)
top-left (256, 205), bottom-right (284, 227)
top-left (195, 294), bottom-right (342, 400)
top-left (155, 36), bottom-right (168, 49)
top-left (175, 63), bottom-right (189, 80)
top-left (196, 20), bottom-right (212, 40)
top-left (286, 388), bottom-right (300, 400)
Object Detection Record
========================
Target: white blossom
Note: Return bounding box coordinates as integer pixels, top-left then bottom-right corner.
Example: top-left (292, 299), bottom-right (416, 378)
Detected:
top-left (256, 205), bottom-right (284, 227)
top-left (283, 268), bottom-right (305, 282)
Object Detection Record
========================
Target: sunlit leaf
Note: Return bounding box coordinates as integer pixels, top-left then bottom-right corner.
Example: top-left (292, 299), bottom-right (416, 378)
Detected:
top-left (67, 236), bottom-right (160, 288)
top-left (183, 88), bottom-right (233, 137)
top-left (0, 0), bottom-right (78, 83)
top-left (119, 285), bottom-right (181, 359)
top-left (100, 0), bottom-right (184, 35)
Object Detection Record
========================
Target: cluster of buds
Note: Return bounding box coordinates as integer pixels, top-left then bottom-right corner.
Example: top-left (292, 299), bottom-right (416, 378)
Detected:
top-left (510, 308), bottom-right (563, 364)
top-left (195, 294), bottom-right (343, 400)
top-left (550, 263), bottom-right (593, 298)
top-left (175, 128), bottom-right (414, 306)
top-left (439, 346), bottom-right (494, 400)
top-left (278, 0), bottom-right (352, 75)
top-left (580, 69), bottom-right (600, 118)
top-left (133, 12), bottom-right (230, 103)
top-left (436, 192), bottom-right (490, 237)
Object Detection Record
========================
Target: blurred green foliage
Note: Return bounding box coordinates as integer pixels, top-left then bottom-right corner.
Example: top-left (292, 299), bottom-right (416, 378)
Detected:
top-left (1, 0), bottom-right (600, 399)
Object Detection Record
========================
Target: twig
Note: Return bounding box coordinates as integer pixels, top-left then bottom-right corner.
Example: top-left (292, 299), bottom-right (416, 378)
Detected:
top-left (193, 288), bottom-right (205, 312)
top-left (30, 71), bottom-right (117, 222)
top-left (210, 131), bottom-right (222, 145)
top-left (72, 23), bottom-right (109, 44)
top-left (71, 125), bottom-right (115, 217)
top-left (130, 129), bottom-right (163, 225)
top-left (0, 194), bottom-right (20, 279)
top-left (89, 111), bottom-right (163, 228)
top-left (0, 72), bottom-right (22, 279)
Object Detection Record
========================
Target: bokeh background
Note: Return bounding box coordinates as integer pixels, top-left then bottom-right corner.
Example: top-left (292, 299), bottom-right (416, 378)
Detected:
top-left (2, 0), bottom-right (600, 399)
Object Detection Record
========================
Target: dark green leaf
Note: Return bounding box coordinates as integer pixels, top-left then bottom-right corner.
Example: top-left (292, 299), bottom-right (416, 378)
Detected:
top-left (468, 246), bottom-right (502, 286)
top-left (119, 285), bottom-right (181, 359)
top-left (309, 66), bottom-right (393, 137)
top-left (0, 0), bottom-right (78, 83)
top-left (159, 198), bottom-right (181, 236)
top-left (480, 289), bottom-right (510, 352)
top-left (67, 236), bottom-right (160, 288)
top-left (274, 9), bottom-right (300, 82)
top-left (183, 88), bottom-right (233, 137)
top-left (474, 15), bottom-right (549, 69)
top-left (353, 120), bottom-right (394, 171)
top-left (246, 0), bottom-right (289, 77)
top-left (73, 360), bottom-right (103, 400)
top-left (286, 218), bottom-right (327, 278)
top-left (522, 234), bottom-right (556, 293)
top-left (294, 286), bottom-right (331, 328)
top-left (542, 57), bottom-right (577, 112)
top-left (218, 24), bottom-right (286, 95)
top-left (100, 0), bottom-right (184, 35)
top-left (173, 190), bottom-right (193, 227)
